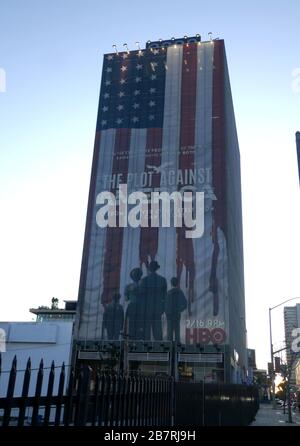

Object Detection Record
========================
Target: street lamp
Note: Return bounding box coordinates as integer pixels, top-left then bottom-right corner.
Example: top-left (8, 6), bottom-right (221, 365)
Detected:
top-left (269, 297), bottom-right (300, 408)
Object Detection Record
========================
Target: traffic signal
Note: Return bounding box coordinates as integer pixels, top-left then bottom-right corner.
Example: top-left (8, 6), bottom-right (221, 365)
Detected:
top-left (274, 356), bottom-right (281, 373)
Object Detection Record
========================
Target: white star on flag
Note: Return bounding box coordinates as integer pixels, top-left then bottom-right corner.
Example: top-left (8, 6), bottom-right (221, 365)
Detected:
top-left (135, 77), bottom-right (141, 83)
top-left (104, 93), bottom-right (110, 99)
top-left (149, 115), bottom-right (155, 120)
top-left (137, 51), bottom-right (144, 57)
top-left (117, 104), bottom-right (124, 111)
top-left (122, 53), bottom-right (128, 59)
top-left (150, 74), bottom-right (157, 80)
top-left (116, 118), bottom-right (123, 124)
top-left (134, 90), bottom-right (140, 95)
top-left (105, 80), bottom-right (111, 86)
top-left (102, 106), bottom-right (108, 112)
top-left (136, 64), bottom-right (142, 70)
top-left (149, 101), bottom-right (155, 107)
top-left (101, 120), bottom-right (107, 126)
top-left (150, 88), bottom-right (156, 94)
top-left (133, 103), bottom-right (140, 109)
top-left (121, 65), bottom-right (127, 72)
top-left (107, 55), bottom-right (113, 60)
top-left (118, 91), bottom-right (125, 98)
top-left (106, 67), bottom-right (112, 73)
top-left (152, 49), bottom-right (159, 55)
top-left (120, 79), bottom-right (126, 84)
top-left (132, 117), bottom-right (139, 123)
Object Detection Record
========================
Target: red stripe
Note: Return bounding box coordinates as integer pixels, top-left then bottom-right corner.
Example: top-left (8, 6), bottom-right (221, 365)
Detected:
top-left (101, 128), bottom-right (131, 305)
top-left (210, 40), bottom-right (226, 317)
top-left (77, 131), bottom-right (101, 317)
top-left (177, 43), bottom-right (197, 306)
top-left (139, 128), bottom-right (163, 267)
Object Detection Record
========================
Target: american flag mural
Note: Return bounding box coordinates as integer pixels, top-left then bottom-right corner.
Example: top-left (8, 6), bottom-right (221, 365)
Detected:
top-left (75, 38), bottom-right (229, 345)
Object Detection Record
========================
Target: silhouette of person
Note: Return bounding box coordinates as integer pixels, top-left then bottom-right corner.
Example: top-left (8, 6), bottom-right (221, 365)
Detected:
top-left (124, 268), bottom-right (143, 340)
top-left (165, 277), bottom-right (187, 341)
top-left (102, 293), bottom-right (124, 340)
top-left (139, 260), bottom-right (167, 340)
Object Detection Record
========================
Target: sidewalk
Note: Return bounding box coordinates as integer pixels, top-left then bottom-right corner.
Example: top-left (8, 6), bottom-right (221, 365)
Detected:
top-left (250, 404), bottom-right (300, 426)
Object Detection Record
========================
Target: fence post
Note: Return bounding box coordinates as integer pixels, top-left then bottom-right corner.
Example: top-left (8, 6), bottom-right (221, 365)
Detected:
top-left (91, 371), bottom-right (100, 426)
top-left (18, 357), bottom-right (31, 426)
top-left (131, 375), bottom-right (137, 426)
top-left (31, 359), bottom-right (44, 426)
top-left (63, 367), bottom-right (75, 426)
top-left (74, 365), bottom-right (91, 426)
top-left (54, 363), bottom-right (65, 426)
top-left (114, 375), bottom-right (122, 427)
top-left (43, 361), bottom-right (55, 426)
top-left (97, 373), bottom-right (106, 426)
top-left (2, 355), bottom-right (17, 426)
top-left (119, 375), bottom-right (127, 427)
top-left (103, 373), bottom-right (111, 426)
top-left (109, 374), bottom-right (117, 426)
top-left (136, 375), bottom-right (143, 426)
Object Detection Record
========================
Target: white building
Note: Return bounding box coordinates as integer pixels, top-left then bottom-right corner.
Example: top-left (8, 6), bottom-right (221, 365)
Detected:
top-left (0, 321), bottom-right (73, 398)
top-left (284, 304), bottom-right (300, 386)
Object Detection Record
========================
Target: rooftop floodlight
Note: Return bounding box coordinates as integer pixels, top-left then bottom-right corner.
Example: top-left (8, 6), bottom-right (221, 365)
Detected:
top-left (171, 37), bottom-right (175, 41)
top-left (135, 41), bottom-right (141, 50)
top-left (147, 40), bottom-right (151, 44)
top-left (208, 32), bottom-right (213, 41)
top-left (123, 43), bottom-right (130, 54)
top-left (112, 44), bottom-right (118, 54)
top-left (184, 35), bottom-right (188, 39)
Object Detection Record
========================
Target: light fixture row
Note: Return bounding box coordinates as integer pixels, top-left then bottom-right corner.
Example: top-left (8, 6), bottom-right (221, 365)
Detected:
top-left (112, 34), bottom-right (215, 54)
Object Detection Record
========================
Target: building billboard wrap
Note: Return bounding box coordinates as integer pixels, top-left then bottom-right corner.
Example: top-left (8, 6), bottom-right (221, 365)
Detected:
top-left (75, 39), bottom-right (229, 347)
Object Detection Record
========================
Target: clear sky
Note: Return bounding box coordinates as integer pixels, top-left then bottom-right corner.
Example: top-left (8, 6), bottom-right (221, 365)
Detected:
top-left (0, 0), bottom-right (300, 369)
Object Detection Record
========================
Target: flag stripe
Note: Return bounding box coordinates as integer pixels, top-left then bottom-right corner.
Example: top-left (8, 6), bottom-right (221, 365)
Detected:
top-left (177, 43), bottom-right (197, 308)
top-left (101, 128), bottom-right (131, 305)
top-left (193, 42), bottom-right (215, 321)
top-left (119, 128), bottom-right (147, 301)
top-left (156, 45), bottom-right (183, 287)
top-left (139, 127), bottom-right (163, 268)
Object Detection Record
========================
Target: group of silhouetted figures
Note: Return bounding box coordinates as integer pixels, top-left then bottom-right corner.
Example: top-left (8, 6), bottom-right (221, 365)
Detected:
top-left (102, 260), bottom-right (187, 342)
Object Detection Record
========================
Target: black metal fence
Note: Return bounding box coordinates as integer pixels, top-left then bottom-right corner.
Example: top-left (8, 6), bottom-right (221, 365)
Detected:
top-left (175, 382), bottom-right (259, 426)
top-left (0, 356), bottom-right (173, 426)
top-left (0, 355), bottom-right (260, 426)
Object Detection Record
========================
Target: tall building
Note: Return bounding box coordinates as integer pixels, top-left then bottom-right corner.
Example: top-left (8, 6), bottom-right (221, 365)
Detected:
top-left (73, 36), bottom-right (246, 383)
top-left (284, 304), bottom-right (300, 386)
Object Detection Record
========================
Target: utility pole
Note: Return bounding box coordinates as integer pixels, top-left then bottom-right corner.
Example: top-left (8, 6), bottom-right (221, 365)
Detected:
top-left (269, 308), bottom-right (276, 408)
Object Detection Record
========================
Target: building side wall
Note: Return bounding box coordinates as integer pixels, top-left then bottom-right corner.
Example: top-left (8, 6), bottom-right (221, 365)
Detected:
top-left (223, 51), bottom-right (247, 379)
